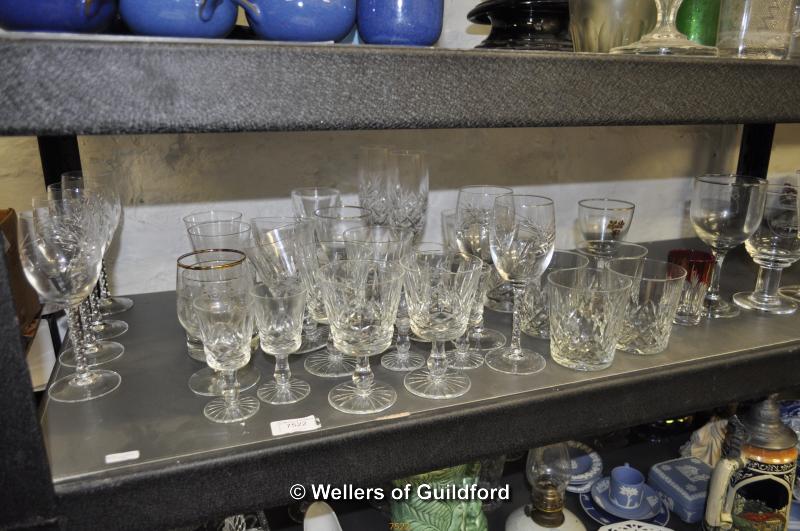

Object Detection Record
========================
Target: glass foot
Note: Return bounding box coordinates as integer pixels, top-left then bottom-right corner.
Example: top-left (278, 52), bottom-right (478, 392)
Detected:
top-left (60, 340), bottom-right (124, 367)
top-left (733, 291), bottom-right (798, 315)
top-left (91, 319), bottom-right (128, 340)
top-left (257, 378), bottom-right (311, 405)
top-left (99, 296), bottom-right (134, 316)
top-left (780, 285), bottom-right (800, 302)
top-left (611, 32), bottom-right (717, 56)
top-left (48, 369), bottom-right (121, 403)
top-left (304, 349), bottom-right (356, 378)
top-left (295, 326), bottom-right (328, 355)
top-left (404, 369), bottom-right (471, 399)
top-left (445, 348), bottom-right (485, 370)
top-left (189, 364), bottom-right (261, 396)
top-left (381, 350), bottom-right (426, 372)
top-left (485, 348), bottom-right (546, 375)
top-left (187, 344), bottom-right (206, 362)
top-left (204, 395), bottom-right (260, 423)
top-left (328, 380), bottom-right (397, 414)
top-left (705, 297), bottom-right (740, 319)
top-left (470, 328), bottom-right (506, 350)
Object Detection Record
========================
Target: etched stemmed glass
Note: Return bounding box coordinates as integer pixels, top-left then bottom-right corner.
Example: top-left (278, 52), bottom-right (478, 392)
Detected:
top-left (690, 174), bottom-right (768, 318)
top-left (342, 225), bottom-right (422, 372)
top-left (610, 0), bottom-right (717, 55)
top-left (192, 264), bottom-right (260, 424)
top-left (455, 185), bottom-right (512, 353)
top-left (733, 181), bottom-right (800, 314)
top-left (487, 194), bottom-right (555, 375)
top-left (578, 198), bottom-right (635, 249)
top-left (19, 198), bottom-right (121, 402)
top-left (403, 250), bottom-right (482, 400)
top-left (177, 251), bottom-right (261, 395)
top-left (319, 260), bottom-right (405, 414)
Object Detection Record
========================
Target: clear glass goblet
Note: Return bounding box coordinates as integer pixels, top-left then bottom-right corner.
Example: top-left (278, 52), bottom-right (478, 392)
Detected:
top-left (610, 0), bottom-right (717, 55)
top-left (386, 150), bottom-right (429, 243)
top-left (487, 194), bottom-right (555, 375)
top-left (733, 181), bottom-right (800, 314)
top-left (578, 198), bottom-right (635, 244)
top-left (19, 201), bottom-right (121, 403)
top-left (193, 272), bottom-right (260, 424)
top-left (690, 174), bottom-right (768, 318)
top-left (576, 240), bottom-right (649, 270)
top-left (319, 260), bottom-right (405, 414)
top-left (455, 185), bottom-right (513, 350)
top-left (403, 250), bottom-right (483, 400)
top-left (177, 250), bottom-right (261, 396)
top-left (253, 278), bottom-right (310, 405)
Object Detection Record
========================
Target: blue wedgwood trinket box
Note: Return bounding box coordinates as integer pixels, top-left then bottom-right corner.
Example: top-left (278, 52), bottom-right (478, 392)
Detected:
top-left (647, 456), bottom-right (711, 524)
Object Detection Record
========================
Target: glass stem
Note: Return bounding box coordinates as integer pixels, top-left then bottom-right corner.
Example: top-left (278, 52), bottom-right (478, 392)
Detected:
top-left (274, 354), bottom-right (291, 388)
top-left (427, 339), bottom-right (448, 380)
top-left (750, 266), bottom-right (784, 304)
top-left (352, 356), bottom-right (373, 395)
top-left (67, 305), bottom-right (91, 384)
top-left (80, 298), bottom-right (98, 352)
top-left (470, 264), bottom-right (491, 346)
top-left (510, 282), bottom-right (526, 358)
top-left (302, 310), bottom-right (318, 340)
top-left (100, 260), bottom-right (111, 300)
top-left (89, 289), bottom-right (103, 328)
top-left (454, 332), bottom-right (469, 361)
top-left (395, 290), bottom-right (410, 359)
top-left (706, 249), bottom-right (727, 304)
top-left (326, 334), bottom-right (340, 359)
top-left (220, 369), bottom-right (240, 408)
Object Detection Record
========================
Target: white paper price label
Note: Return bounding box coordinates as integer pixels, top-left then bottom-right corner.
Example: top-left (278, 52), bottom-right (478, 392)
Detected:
top-left (270, 415), bottom-right (321, 436)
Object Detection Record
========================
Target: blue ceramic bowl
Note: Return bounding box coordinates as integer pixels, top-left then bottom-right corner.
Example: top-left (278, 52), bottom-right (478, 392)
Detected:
top-left (243, 0), bottom-right (356, 42)
top-left (120, 0), bottom-right (239, 38)
top-left (0, 0), bottom-right (117, 33)
top-left (358, 0), bottom-right (443, 46)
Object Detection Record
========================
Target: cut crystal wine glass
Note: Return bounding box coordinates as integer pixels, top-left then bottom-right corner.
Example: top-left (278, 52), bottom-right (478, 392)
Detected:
top-left (403, 250), bottom-right (483, 399)
top-left (611, 0), bottom-right (717, 55)
top-left (386, 150), bottom-right (429, 243)
top-left (690, 174), bottom-right (768, 318)
top-left (357, 146), bottom-right (391, 225)
top-left (487, 194), bottom-right (555, 375)
top-left (733, 181), bottom-right (800, 314)
top-left (319, 260), bottom-right (405, 414)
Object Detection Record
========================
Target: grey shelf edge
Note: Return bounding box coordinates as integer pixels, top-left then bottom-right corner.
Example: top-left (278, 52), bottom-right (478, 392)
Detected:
top-left (2, 32), bottom-right (800, 136)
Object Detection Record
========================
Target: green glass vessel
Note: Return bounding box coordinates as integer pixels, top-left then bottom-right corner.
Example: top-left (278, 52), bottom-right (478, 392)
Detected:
top-left (676, 0), bottom-right (721, 47)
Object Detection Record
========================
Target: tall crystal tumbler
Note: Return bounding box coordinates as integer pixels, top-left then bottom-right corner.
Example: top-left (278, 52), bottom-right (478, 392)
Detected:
top-left (608, 258), bottom-right (687, 355)
top-left (667, 249), bottom-right (715, 325)
top-left (690, 174), bottom-right (767, 319)
top-left (733, 181), bottom-right (800, 314)
top-left (386, 150), bottom-right (429, 243)
top-left (547, 268), bottom-right (632, 371)
top-left (357, 146), bottom-right (391, 225)
top-left (487, 194), bottom-right (555, 375)
top-left (520, 250), bottom-right (590, 339)
top-left (319, 260), bottom-right (405, 414)
top-left (717, 0), bottom-right (795, 59)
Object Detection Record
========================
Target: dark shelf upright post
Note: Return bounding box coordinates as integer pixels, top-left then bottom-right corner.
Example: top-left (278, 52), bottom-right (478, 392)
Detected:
top-left (37, 135), bottom-right (82, 188)
top-left (737, 123), bottom-right (776, 178)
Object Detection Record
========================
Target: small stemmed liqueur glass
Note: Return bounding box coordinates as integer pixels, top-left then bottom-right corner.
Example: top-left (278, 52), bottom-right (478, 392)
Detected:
top-left (455, 185), bottom-right (512, 352)
top-left (319, 260), bottom-right (405, 414)
top-left (733, 181), bottom-right (800, 314)
top-left (690, 174), bottom-right (768, 318)
top-left (610, 0), bottom-right (717, 55)
top-left (403, 250), bottom-right (483, 400)
top-left (192, 258), bottom-right (260, 424)
top-left (19, 198), bottom-right (121, 402)
top-left (177, 251), bottom-right (261, 396)
top-left (578, 198), bottom-right (635, 248)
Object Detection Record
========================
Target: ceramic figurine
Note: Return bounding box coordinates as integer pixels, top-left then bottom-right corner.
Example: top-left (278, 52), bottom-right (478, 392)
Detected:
top-left (0, 0), bottom-right (117, 33)
top-left (680, 417), bottom-right (728, 467)
top-left (705, 395), bottom-right (798, 531)
top-left (391, 464), bottom-right (488, 531)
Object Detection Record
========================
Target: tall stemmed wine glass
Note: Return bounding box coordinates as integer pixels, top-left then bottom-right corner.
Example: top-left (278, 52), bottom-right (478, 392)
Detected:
top-left (342, 226), bottom-right (421, 372)
top-left (177, 251), bottom-right (261, 396)
top-left (455, 186), bottom-right (512, 354)
top-left (19, 199), bottom-right (121, 402)
top-left (191, 257), bottom-right (260, 423)
top-left (733, 181), bottom-right (800, 314)
top-left (690, 174), bottom-right (768, 319)
top-left (319, 260), bottom-right (405, 414)
top-left (610, 0), bottom-right (717, 55)
top-left (488, 194), bottom-right (555, 375)
top-left (403, 250), bottom-right (483, 400)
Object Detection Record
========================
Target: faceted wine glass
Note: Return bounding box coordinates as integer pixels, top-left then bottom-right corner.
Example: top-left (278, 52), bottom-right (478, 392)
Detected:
top-left (610, 0), bottom-right (717, 55)
top-left (488, 194), bottom-right (555, 375)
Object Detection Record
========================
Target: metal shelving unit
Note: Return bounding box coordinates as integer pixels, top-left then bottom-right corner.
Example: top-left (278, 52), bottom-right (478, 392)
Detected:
top-left (1, 31), bottom-right (798, 530)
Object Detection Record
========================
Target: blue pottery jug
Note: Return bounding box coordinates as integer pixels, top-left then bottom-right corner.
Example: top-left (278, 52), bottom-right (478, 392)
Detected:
top-left (241, 0), bottom-right (355, 42)
top-left (120, 0), bottom-right (248, 38)
top-left (0, 0), bottom-right (117, 33)
top-left (358, 0), bottom-right (444, 46)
